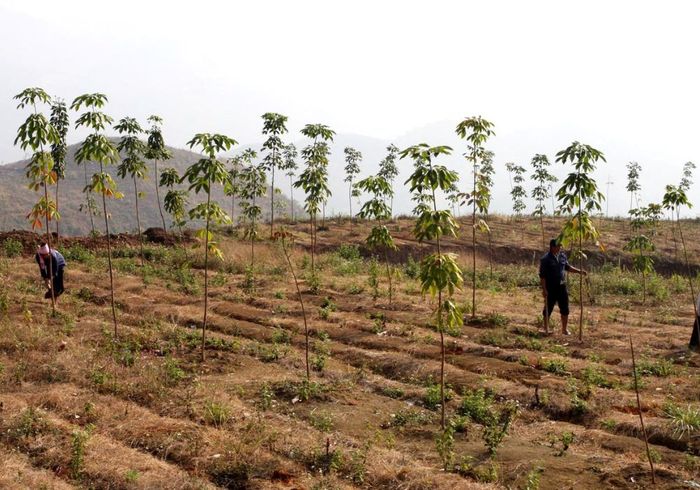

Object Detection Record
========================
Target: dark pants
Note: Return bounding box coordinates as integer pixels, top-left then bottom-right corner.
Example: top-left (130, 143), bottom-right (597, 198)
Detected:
top-left (690, 317), bottom-right (700, 349)
top-left (44, 267), bottom-right (65, 299)
top-left (544, 285), bottom-right (569, 317)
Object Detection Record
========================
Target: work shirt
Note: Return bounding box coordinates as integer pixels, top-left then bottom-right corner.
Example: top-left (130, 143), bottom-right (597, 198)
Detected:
top-left (539, 251), bottom-right (571, 289)
top-left (35, 250), bottom-right (66, 279)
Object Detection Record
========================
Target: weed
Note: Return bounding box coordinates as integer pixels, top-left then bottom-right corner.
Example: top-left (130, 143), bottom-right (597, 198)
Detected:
top-left (211, 272), bottom-right (227, 287)
top-left (368, 256), bottom-right (380, 300)
top-left (258, 383), bottom-right (274, 411)
top-left (403, 255), bottom-right (420, 279)
top-left (636, 357), bottom-right (674, 377)
top-left (203, 400), bottom-right (231, 427)
top-left (337, 244), bottom-right (361, 261)
top-left (309, 409), bottom-right (334, 432)
top-left (2, 238), bottom-right (23, 257)
top-left (274, 290), bottom-right (286, 299)
top-left (483, 400), bottom-right (519, 456)
top-left (385, 408), bottom-right (435, 428)
top-left (125, 470), bottom-right (140, 483)
top-left (10, 407), bottom-right (48, 438)
top-left (581, 364), bottom-right (615, 388)
top-left (524, 465), bottom-right (544, 490)
top-left (0, 289), bottom-right (8, 317)
top-left (458, 389), bottom-right (495, 424)
top-left (538, 357), bottom-right (569, 375)
top-left (162, 357), bottom-right (186, 386)
top-left (600, 419), bottom-right (617, 431)
top-left (347, 283), bottom-right (364, 295)
top-left (664, 403), bottom-right (700, 437)
top-left (424, 382), bottom-right (455, 410)
top-left (271, 327), bottom-right (292, 344)
top-left (554, 431), bottom-right (575, 456)
top-left (307, 271), bottom-right (321, 294)
top-left (435, 425), bottom-right (455, 470)
top-left (71, 425), bottom-right (93, 479)
top-left (380, 386), bottom-right (404, 399)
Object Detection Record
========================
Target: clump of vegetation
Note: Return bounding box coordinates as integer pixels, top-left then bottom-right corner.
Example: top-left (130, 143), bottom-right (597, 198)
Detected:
top-left (664, 403), bottom-right (700, 437)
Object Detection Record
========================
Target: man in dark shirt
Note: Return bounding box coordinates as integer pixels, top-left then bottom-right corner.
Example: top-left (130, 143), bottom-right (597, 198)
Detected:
top-left (539, 238), bottom-right (586, 335)
top-left (35, 243), bottom-right (67, 301)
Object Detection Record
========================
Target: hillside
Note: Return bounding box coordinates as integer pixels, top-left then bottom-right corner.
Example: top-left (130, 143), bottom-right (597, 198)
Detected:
top-left (0, 142), bottom-right (299, 236)
top-left (1, 216), bottom-right (700, 488)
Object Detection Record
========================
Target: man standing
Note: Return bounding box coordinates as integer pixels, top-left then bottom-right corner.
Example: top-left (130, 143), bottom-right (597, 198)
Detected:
top-left (539, 238), bottom-right (587, 335)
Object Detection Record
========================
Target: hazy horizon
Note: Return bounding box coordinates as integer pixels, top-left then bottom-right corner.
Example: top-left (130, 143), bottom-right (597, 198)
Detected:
top-left (2, 0), bottom-right (699, 217)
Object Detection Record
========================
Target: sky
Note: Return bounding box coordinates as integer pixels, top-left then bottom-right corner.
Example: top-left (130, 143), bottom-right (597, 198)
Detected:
top-left (1, 0), bottom-right (699, 216)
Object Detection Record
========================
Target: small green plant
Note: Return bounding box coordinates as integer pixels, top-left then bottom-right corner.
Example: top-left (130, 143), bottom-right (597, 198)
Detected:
top-left (2, 238), bottom-right (23, 257)
top-left (636, 357), bottom-right (674, 377)
top-left (581, 364), bottom-right (615, 388)
top-left (458, 389), bottom-right (495, 424)
top-left (11, 407), bottom-right (48, 439)
top-left (309, 409), bottom-right (334, 432)
top-left (71, 425), bottom-right (93, 479)
top-left (385, 408), bottom-right (435, 428)
top-left (538, 358), bottom-right (569, 375)
top-left (435, 425), bottom-right (455, 471)
top-left (482, 400), bottom-right (519, 456)
top-left (259, 383), bottom-right (274, 411)
top-left (125, 469), bottom-right (140, 483)
top-left (403, 255), bottom-right (420, 279)
top-left (271, 327), bottom-right (292, 344)
top-left (524, 465), bottom-right (544, 490)
top-left (424, 382), bottom-right (454, 410)
top-left (162, 357), bottom-right (186, 386)
top-left (367, 256), bottom-right (380, 301)
top-left (203, 400), bottom-right (231, 427)
top-left (664, 403), bottom-right (700, 437)
top-left (554, 431), bottom-right (575, 456)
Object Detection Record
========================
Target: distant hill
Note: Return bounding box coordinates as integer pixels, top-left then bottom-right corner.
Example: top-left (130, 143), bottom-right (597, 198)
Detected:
top-left (0, 142), bottom-right (299, 236)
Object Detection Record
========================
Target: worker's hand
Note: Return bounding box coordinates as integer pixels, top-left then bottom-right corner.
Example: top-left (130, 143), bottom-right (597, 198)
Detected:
top-left (541, 289), bottom-right (547, 298)
top-left (581, 270), bottom-right (588, 276)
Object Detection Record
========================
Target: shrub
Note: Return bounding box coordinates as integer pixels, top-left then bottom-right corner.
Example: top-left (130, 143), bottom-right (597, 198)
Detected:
top-left (538, 358), bottom-right (569, 376)
top-left (458, 389), bottom-right (495, 424)
top-left (63, 244), bottom-right (95, 263)
top-left (336, 243), bottom-right (361, 261)
top-left (424, 382), bottom-right (455, 410)
top-left (2, 238), bottom-right (23, 257)
top-left (636, 357), bottom-right (674, 377)
top-left (203, 400), bottom-right (231, 427)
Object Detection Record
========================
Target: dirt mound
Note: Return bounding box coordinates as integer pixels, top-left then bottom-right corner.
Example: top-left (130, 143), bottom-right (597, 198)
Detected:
top-left (0, 229), bottom-right (192, 255)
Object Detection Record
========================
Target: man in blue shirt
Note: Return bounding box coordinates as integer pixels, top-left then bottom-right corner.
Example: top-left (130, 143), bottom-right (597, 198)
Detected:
top-left (35, 243), bottom-right (66, 302)
top-left (539, 238), bottom-right (586, 335)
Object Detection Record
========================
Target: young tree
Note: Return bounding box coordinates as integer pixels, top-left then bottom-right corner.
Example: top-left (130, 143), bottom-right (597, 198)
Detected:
top-left (225, 149), bottom-right (255, 224)
top-left (260, 113), bottom-right (288, 238)
top-left (680, 161), bottom-right (696, 192)
top-left (662, 185), bottom-right (697, 331)
top-left (145, 115), bottom-right (172, 231)
top-left (479, 151), bottom-right (497, 275)
top-left (238, 156), bottom-right (267, 290)
top-left (115, 117), bottom-right (148, 269)
top-left (626, 161), bottom-right (642, 212)
top-left (50, 99), bottom-right (69, 242)
top-left (456, 116), bottom-right (495, 318)
top-left (378, 144), bottom-right (400, 216)
top-left (402, 144), bottom-right (462, 429)
top-left (355, 174), bottom-right (397, 303)
top-left (555, 141), bottom-right (606, 341)
top-left (160, 167), bottom-right (189, 243)
top-left (14, 87), bottom-right (60, 312)
top-left (282, 144), bottom-right (299, 221)
top-left (72, 93), bottom-right (122, 336)
top-left (624, 205), bottom-right (661, 304)
top-left (294, 124), bottom-right (335, 278)
top-left (344, 147), bottom-right (362, 221)
top-left (506, 163), bottom-right (527, 216)
top-left (530, 154), bottom-right (557, 249)
top-left (183, 133), bottom-right (236, 361)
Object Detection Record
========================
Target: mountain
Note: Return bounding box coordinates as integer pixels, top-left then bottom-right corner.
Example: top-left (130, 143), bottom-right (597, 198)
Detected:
top-left (0, 142), bottom-right (298, 236)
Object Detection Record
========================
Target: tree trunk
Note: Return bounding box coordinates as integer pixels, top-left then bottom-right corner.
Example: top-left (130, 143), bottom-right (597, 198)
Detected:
top-left (578, 199), bottom-right (584, 341)
top-left (270, 163), bottom-right (275, 238)
top-left (349, 182), bottom-right (353, 225)
top-left (54, 180), bottom-right (60, 244)
top-left (154, 159), bottom-right (167, 231)
top-left (201, 185), bottom-right (211, 362)
top-left (134, 177), bottom-right (145, 271)
top-left (289, 175), bottom-right (294, 222)
top-left (540, 212), bottom-right (545, 250)
top-left (43, 182), bottom-right (56, 313)
top-left (84, 164), bottom-right (95, 236)
top-left (100, 163), bottom-right (118, 338)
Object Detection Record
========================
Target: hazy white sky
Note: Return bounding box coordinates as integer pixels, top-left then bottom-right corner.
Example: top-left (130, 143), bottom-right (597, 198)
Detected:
top-left (1, 0), bottom-right (699, 215)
